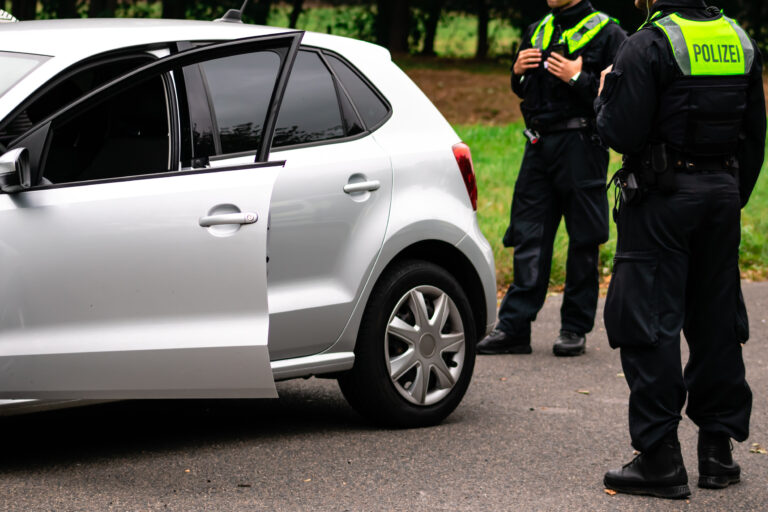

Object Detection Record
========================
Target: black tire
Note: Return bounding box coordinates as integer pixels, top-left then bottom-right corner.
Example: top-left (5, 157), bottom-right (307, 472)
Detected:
top-left (338, 260), bottom-right (476, 428)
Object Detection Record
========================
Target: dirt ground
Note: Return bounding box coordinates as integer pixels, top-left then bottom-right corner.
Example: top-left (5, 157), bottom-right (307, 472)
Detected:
top-left (405, 68), bottom-right (522, 125)
top-left (406, 68), bottom-right (768, 124)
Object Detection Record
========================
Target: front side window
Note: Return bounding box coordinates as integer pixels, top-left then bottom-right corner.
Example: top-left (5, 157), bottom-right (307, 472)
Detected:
top-left (0, 55), bottom-right (153, 148)
top-left (42, 75), bottom-right (170, 184)
top-left (199, 51), bottom-right (281, 155)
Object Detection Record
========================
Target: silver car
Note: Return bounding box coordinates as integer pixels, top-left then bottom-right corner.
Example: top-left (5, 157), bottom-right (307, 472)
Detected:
top-left (0, 18), bottom-right (495, 427)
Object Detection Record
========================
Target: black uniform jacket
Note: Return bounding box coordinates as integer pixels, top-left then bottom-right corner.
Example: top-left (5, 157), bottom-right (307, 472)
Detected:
top-left (512, 0), bottom-right (627, 128)
top-left (595, 0), bottom-right (766, 206)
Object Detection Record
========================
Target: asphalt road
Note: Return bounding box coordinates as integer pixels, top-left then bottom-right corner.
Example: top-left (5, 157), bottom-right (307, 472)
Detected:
top-left (1, 283), bottom-right (767, 511)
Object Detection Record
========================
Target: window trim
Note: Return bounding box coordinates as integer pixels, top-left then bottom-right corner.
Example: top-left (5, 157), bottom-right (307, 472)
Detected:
top-left (268, 47), bottom-right (393, 153)
top-left (0, 48), bottom-right (162, 146)
top-left (6, 33), bottom-right (304, 190)
top-left (270, 47), bottom-right (349, 151)
top-left (24, 160), bottom-right (287, 192)
top-left (171, 42), bottom-right (391, 157)
top-left (319, 48), bottom-right (393, 133)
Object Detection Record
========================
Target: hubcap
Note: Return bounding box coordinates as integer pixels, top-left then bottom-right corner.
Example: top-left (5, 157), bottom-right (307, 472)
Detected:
top-left (385, 285), bottom-right (466, 406)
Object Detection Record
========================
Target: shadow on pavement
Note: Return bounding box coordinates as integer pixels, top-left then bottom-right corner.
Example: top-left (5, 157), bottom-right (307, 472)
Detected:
top-left (0, 379), bottom-right (372, 471)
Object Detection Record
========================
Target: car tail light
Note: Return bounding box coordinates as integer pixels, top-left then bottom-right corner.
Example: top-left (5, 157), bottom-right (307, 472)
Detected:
top-left (452, 142), bottom-right (477, 211)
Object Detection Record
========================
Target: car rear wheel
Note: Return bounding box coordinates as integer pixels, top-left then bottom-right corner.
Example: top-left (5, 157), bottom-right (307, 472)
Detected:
top-left (338, 260), bottom-right (476, 427)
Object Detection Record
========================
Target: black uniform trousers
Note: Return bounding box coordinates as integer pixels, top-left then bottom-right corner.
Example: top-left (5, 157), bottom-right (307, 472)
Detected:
top-left (499, 130), bottom-right (609, 338)
top-left (605, 172), bottom-right (752, 453)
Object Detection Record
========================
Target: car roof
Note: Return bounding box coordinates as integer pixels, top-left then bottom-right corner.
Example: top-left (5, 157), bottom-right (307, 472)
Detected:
top-left (0, 18), bottom-right (388, 59)
top-left (0, 18), bottom-right (391, 122)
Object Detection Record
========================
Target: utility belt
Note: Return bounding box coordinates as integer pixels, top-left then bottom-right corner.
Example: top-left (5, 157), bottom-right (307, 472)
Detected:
top-left (523, 117), bottom-right (595, 144)
top-left (610, 143), bottom-right (737, 212)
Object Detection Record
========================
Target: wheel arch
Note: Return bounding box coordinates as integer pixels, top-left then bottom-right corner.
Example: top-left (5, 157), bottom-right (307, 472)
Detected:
top-left (377, 240), bottom-right (488, 341)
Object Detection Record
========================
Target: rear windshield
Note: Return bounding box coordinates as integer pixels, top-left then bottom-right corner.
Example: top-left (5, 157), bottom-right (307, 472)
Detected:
top-left (0, 51), bottom-right (48, 98)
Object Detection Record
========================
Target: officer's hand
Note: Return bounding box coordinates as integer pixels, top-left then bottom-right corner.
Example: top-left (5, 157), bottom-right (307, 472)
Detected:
top-left (599, 65), bottom-right (614, 96)
top-left (545, 53), bottom-right (583, 83)
top-left (513, 49), bottom-right (542, 75)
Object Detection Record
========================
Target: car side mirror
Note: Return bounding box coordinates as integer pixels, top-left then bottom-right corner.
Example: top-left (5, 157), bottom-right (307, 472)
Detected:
top-left (0, 147), bottom-right (31, 193)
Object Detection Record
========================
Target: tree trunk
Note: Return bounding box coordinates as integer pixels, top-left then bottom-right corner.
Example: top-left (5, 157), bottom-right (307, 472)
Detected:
top-left (389, 0), bottom-right (410, 54)
top-left (251, 0), bottom-right (273, 25)
top-left (288, 0), bottom-right (303, 29)
top-left (162, 0), bottom-right (186, 19)
top-left (11, 0), bottom-right (36, 20)
top-left (43, 0), bottom-right (78, 18)
top-left (375, 0), bottom-right (391, 47)
top-left (88, 0), bottom-right (117, 18)
top-left (475, 0), bottom-right (489, 60)
top-left (421, 0), bottom-right (443, 56)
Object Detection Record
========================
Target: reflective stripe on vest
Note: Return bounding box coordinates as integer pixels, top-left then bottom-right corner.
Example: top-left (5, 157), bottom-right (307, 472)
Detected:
top-left (530, 11), bottom-right (615, 53)
top-left (653, 13), bottom-right (754, 76)
top-left (531, 14), bottom-right (555, 51)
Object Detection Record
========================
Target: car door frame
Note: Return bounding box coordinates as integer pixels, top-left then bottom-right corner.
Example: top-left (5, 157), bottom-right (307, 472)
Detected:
top-left (0, 31), bottom-right (304, 400)
top-left (8, 32), bottom-right (304, 184)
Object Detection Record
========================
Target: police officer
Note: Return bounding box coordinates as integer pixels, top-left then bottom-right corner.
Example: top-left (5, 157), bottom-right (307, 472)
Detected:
top-left (596, 0), bottom-right (765, 499)
top-left (477, 0), bottom-right (626, 357)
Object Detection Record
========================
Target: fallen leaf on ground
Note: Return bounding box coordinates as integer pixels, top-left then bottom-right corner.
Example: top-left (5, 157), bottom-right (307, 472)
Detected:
top-left (500, 377), bottom-right (507, 381)
top-left (577, 390), bottom-right (591, 395)
top-left (304, 478), bottom-right (312, 482)
top-left (617, 373), bottom-right (625, 378)
top-left (604, 489), bottom-right (617, 496)
top-left (184, 469), bottom-right (190, 473)
top-left (750, 443), bottom-right (767, 454)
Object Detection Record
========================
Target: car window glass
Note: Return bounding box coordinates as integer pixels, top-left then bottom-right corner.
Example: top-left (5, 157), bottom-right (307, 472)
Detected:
top-left (324, 54), bottom-right (389, 130)
top-left (42, 75), bottom-right (170, 184)
top-left (272, 50), bottom-right (344, 148)
top-left (0, 56), bottom-right (153, 148)
top-left (200, 51), bottom-right (281, 155)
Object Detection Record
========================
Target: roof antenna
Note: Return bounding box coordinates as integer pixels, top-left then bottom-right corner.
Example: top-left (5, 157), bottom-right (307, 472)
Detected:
top-left (215, 0), bottom-right (250, 23)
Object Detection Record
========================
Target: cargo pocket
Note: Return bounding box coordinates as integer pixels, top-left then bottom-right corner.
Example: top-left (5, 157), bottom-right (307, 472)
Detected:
top-left (569, 179), bottom-right (610, 246)
top-left (735, 286), bottom-right (749, 344)
top-left (604, 251), bottom-right (660, 349)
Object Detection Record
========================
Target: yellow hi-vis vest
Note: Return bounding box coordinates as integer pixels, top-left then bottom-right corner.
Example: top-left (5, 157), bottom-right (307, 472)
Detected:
top-left (653, 13), bottom-right (754, 76)
top-left (530, 11), bottom-right (617, 54)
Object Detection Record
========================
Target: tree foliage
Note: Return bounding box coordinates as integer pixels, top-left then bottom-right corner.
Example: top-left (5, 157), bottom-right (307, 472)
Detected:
top-left (6, 0), bottom-right (767, 55)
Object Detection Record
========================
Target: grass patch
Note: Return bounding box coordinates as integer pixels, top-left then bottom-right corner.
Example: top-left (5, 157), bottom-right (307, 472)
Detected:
top-left (455, 122), bottom-right (768, 290)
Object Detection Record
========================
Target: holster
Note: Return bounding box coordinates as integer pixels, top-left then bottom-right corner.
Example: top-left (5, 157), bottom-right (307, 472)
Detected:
top-left (624, 143), bottom-right (678, 195)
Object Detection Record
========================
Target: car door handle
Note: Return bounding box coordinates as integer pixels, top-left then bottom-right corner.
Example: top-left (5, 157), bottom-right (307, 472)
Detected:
top-left (199, 212), bottom-right (258, 227)
top-left (343, 180), bottom-right (380, 194)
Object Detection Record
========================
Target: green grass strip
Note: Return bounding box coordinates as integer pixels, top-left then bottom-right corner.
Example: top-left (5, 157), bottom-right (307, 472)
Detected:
top-left (455, 122), bottom-right (768, 290)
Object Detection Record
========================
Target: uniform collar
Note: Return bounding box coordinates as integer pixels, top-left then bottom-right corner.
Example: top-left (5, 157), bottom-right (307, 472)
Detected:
top-left (650, 0), bottom-right (708, 16)
top-left (552, 1), bottom-right (595, 30)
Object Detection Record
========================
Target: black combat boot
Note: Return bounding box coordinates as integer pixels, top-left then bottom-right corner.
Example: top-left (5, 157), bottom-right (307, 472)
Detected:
top-left (552, 330), bottom-right (586, 357)
top-left (604, 431), bottom-right (691, 499)
top-left (698, 430), bottom-right (741, 489)
top-left (476, 329), bottom-right (531, 355)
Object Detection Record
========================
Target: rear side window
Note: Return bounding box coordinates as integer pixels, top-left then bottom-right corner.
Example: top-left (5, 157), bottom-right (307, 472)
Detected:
top-left (324, 53), bottom-right (390, 130)
top-left (272, 50), bottom-right (344, 148)
top-left (200, 51), bottom-right (281, 155)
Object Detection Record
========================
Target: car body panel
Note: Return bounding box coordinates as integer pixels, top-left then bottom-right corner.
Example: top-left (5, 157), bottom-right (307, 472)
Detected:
top-left (0, 165), bottom-right (281, 398)
top-left (266, 136), bottom-right (393, 360)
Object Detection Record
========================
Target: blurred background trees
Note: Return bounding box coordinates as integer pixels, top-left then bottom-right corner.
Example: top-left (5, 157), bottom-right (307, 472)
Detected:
top-left (3, 0), bottom-right (766, 57)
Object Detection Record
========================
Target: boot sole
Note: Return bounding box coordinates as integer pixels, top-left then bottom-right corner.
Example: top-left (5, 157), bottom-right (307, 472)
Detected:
top-left (552, 346), bottom-right (585, 357)
top-left (477, 345), bottom-right (532, 355)
top-left (698, 474), bottom-right (740, 489)
top-left (604, 481), bottom-right (691, 500)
